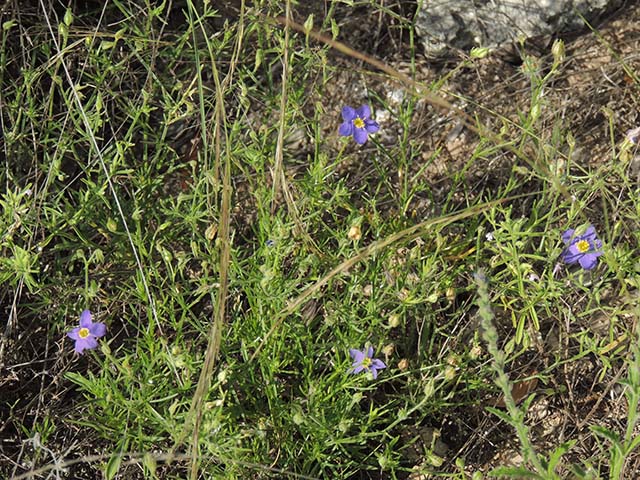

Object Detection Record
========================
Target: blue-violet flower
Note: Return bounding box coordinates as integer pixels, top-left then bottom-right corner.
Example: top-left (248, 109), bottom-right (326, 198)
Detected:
top-left (560, 225), bottom-right (603, 270)
top-left (349, 346), bottom-right (386, 379)
top-left (339, 105), bottom-right (379, 145)
top-left (67, 310), bottom-right (106, 354)
top-left (626, 126), bottom-right (640, 145)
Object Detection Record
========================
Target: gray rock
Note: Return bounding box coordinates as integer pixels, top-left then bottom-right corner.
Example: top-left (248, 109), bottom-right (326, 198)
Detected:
top-left (415, 0), bottom-right (623, 57)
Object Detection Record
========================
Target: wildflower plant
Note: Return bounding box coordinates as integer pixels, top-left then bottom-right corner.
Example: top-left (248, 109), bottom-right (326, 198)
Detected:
top-left (7, 1), bottom-right (640, 479)
top-left (475, 271), bottom-right (565, 479)
top-left (338, 105), bottom-right (380, 144)
top-left (560, 225), bottom-right (603, 271)
top-left (67, 310), bottom-right (106, 354)
top-left (349, 346), bottom-right (386, 379)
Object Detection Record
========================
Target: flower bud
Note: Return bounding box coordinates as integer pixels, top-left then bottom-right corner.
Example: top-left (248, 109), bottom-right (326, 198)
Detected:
top-left (470, 46), bottom-right (490, 59)
top-left (347, 225), bottom-right (362, 241)
top-left (388, 314), bottom-right (401, 328)
top-left (551, 39), bottom-right (565, 66)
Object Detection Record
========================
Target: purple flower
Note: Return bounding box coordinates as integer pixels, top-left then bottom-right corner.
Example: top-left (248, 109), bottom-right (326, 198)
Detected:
top-left (67, 310), bottom-right (106, 354)
top-left (626, 126), bottom-right (640, 145)
top-left (560, 225), bottom-right (603, 270)
top-left (338, 105), bottom-right (380, 145)
top-left (349, 346), bottom-right (386, 379)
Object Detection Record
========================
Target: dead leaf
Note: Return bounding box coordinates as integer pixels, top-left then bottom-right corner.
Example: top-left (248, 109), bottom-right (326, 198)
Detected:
top-left (492, 374), bottom-right (539, 408)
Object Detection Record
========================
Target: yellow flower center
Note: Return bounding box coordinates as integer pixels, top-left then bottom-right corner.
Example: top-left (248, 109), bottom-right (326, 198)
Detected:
top-left (78, 327), bottom-right (90, 339)
top-left (353, 117), bottom-right (365, 129)
top-left (361, 357), bottom-right (372, 369)
top-left (576, 240), bottom-right (590, 253)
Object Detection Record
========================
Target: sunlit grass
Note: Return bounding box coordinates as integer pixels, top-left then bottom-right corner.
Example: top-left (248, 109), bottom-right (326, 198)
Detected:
top-left (2, 1), bottom-right (640, 479)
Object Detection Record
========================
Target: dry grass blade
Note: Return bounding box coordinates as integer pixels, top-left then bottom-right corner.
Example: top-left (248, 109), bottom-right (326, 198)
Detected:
top-left (249, 192), bottom-right (539, 362)
top-left (270, 15), bottom-right (589, 219)
top-left (271, 0), bottom-right (290, 215)
top-left (270, 1), bottom-right (322, 255)
top-left (187, 35), bottom-right (235, 480)
top-left (166, 2), bottom-right (244, 477)
top-left (271, 15), bottom-right (473, 129)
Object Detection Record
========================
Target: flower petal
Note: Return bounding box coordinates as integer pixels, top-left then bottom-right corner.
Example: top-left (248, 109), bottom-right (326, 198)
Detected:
top-left (356, 104), bottom-right (371, 120)
top-left (578, 253), bottom-right (599, 270)
top-left (364, 119), bottom-right (379, 133)
top-left (67, 327), bottom-right (81, 340)
top-left (90, 322), bottom-right (107, 338)
top-left (568, 243), bottom-right (587, 256)
top-left (561, 229), bottom-right (575, 244)
top-left (351, 365), bottom-right (365, 374)
top-left (583, 225), bottom-right (596, 239)
top-left (79, 309), bottom-right (93, 328)
top-left (370, 368), bottom-right (379, 379)
top-left (341, 106), bottom-right (356, 121)
top-left (366, 346), bottom-right (374, 358)
top-left (339, 121), bottom-right (353, 137)
top-left (561, 249), bottom-right (580, 264)
top-left (353, 128), bottom-right (368, 145)
top-left (371, 359), bottom-right (386, 370)
top-left (350, 349), bottom-right (365, 362)
top-left (76, 336), bottom-right (98, 354)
